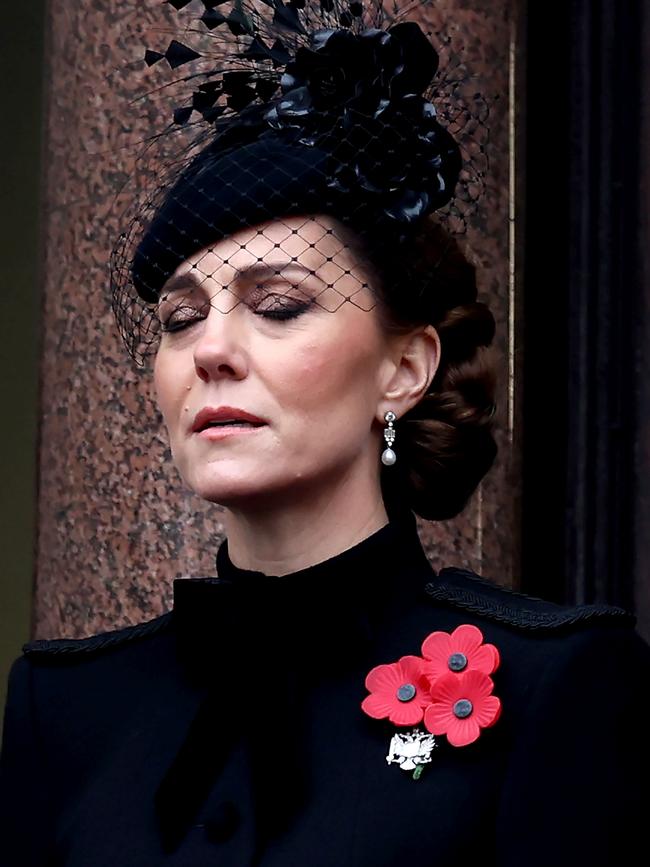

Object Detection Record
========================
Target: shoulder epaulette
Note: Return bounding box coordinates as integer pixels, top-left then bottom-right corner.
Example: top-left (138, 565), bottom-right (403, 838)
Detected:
top-left (425, 567), bottom-right (635, 632)
top-left (22, 611), bottom-right (173, 661)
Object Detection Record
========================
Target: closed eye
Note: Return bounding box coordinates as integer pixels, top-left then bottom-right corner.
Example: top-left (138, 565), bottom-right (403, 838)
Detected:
top-left (251, 293), bottom-right (313, 321)
top-left (160, 303), bottom-right (208, 333)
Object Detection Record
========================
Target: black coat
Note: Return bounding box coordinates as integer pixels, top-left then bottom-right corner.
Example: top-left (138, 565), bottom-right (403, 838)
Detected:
top-left (1, 509), bottom-right (648, 866)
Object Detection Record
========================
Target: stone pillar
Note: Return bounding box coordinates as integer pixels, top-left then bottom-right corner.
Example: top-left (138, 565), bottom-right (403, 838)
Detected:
top-left (35, 0), bottom-right (519, 639)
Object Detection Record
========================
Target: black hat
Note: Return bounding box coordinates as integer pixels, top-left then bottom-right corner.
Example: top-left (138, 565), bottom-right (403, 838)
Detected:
top-left (110, 1), bottom-right (483, 364)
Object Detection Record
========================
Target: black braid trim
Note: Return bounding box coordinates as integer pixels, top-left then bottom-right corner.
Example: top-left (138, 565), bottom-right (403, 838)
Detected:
top-left (425, 567), bottom-right (635, 631)
top-left (22, 611), bottom-right (173, 660)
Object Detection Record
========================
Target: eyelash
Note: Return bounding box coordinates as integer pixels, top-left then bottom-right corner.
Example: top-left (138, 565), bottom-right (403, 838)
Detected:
top-left (159, 298), bottom-right (311, 333)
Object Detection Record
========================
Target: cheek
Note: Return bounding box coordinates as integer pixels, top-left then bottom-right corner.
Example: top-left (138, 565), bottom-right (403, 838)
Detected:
top-left (270, 335), bottom-right (379, 417)
top-left (153, 354), bottom-right (185, 429)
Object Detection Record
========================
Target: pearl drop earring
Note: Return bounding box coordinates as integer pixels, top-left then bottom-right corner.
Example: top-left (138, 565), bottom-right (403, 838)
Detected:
top-left (381, 410), bottom-right (397, 466)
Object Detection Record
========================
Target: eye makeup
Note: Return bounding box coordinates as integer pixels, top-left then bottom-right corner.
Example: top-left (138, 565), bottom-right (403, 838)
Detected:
top-left (157, 260), bottom-right (321, 328)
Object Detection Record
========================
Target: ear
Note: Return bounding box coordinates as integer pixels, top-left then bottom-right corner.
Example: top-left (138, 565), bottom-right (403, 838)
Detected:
top-left (377, 325), bottom-right (441, 422)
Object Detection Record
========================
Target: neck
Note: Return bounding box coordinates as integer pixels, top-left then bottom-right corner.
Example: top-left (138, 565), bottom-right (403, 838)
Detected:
top-left (221, 468), bottom-right (390, 577)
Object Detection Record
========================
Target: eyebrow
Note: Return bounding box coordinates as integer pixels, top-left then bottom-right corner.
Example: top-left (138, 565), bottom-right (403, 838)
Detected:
top-left (158, 269), bottom-right (204, 301)
top-left (159, 261), bottom-right (323, 301)
top-left (239, 261), bottom-right (323, 286)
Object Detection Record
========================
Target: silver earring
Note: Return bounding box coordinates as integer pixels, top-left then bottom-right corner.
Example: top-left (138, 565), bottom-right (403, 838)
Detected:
top-left (381, 410), bottom-right (397, 466)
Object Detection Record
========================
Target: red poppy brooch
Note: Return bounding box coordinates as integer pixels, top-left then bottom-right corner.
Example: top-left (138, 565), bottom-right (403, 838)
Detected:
top-left (361, 625), bottom-right (502, 779)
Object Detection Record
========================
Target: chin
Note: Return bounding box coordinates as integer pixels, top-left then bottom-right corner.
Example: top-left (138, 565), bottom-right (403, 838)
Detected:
top-left (181, 461), bottom-right (326, 511)
top-left (179, 465), bottom-right (285, 506)
top-left (184, 476), bottom-right (263, 505)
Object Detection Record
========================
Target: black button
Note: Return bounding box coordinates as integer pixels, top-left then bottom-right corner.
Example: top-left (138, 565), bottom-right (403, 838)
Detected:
top-left (397, 683), bottom-right (416, 702)
top-left (204, 801), bottom-right (240, 843)
top-left (453, 699), bottom-right (473, 719)
top-left (448, 652), bottom-right (468, 672)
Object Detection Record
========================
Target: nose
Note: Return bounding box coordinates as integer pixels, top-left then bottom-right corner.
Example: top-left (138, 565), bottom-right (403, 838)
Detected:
top-left (192, 304), bottom-right (248, 384)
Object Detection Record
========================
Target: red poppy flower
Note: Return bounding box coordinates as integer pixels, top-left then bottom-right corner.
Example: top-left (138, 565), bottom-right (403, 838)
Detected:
top-left (361, 655), bottom-right (432, 726)
top-left (424, 670), bottom-right (502, 747)
top-left (421, 624), bottom-right (499, 684)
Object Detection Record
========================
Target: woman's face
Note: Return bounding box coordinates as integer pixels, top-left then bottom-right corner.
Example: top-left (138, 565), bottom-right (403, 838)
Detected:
top-left (153, 214), bottom-right (401, 509)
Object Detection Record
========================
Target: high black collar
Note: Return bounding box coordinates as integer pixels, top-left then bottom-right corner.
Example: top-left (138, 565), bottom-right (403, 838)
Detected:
top-left (158, 507), bottom-right (435, 854)
top-left (171, 506), bottom-right (434, 681)
top-left (212, 504), bottom-right (427, 590)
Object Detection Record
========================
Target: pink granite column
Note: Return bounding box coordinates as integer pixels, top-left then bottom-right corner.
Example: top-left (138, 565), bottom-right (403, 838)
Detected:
top-left (35, 0), bottom-right (519, 639)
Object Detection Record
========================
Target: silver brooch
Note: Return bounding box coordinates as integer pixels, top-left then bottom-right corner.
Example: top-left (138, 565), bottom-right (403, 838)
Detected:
top-left (386, 727), bottom-right (438, 780)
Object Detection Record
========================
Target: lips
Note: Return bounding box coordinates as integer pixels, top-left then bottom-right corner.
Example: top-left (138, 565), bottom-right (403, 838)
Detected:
top-left (191, 406), bottom-right (267, 434)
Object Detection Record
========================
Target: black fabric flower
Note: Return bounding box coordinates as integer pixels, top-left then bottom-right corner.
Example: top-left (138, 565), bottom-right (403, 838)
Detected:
top-left (272, 21), bottom-right (439, 114)
top-left (328, 96), bottom-right (461, 225)
top-left (263, 21), bottom-right (460, 225)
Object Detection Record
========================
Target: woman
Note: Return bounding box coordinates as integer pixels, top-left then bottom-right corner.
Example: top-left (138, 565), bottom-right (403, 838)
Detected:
top-left (1, 2), bottom-right (648, 865)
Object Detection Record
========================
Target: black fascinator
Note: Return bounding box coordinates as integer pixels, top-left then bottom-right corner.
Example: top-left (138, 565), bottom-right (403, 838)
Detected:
top-left (110, 0), bottom-right (488, 364)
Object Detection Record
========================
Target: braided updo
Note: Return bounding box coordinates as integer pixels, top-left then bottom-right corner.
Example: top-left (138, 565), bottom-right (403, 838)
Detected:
top-left (341, 218), bottom-right (499, 521)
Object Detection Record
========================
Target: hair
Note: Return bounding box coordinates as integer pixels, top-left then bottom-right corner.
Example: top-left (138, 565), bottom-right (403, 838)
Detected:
top-left (336, 216), bottom-right (499, 521)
